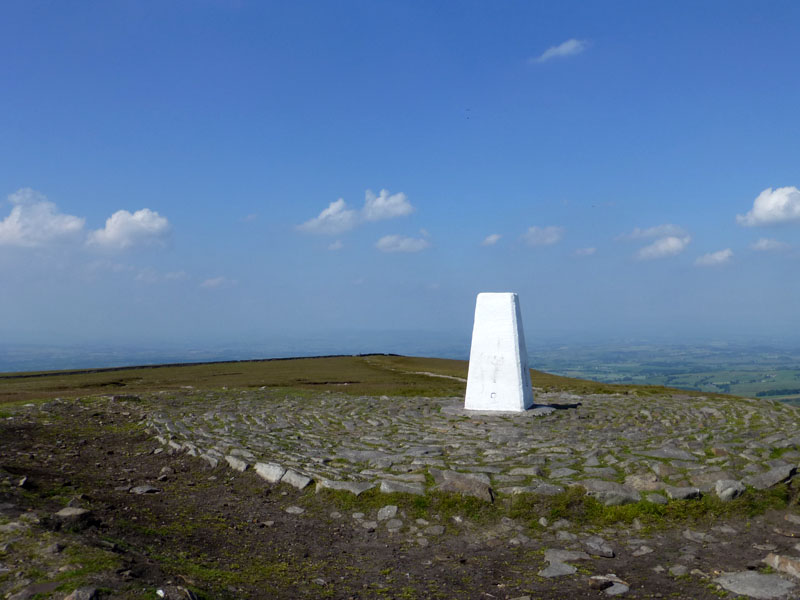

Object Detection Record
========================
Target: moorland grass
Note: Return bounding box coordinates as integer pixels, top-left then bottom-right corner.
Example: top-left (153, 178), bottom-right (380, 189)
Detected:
top-left (0, 354), bottom-right (731, 404)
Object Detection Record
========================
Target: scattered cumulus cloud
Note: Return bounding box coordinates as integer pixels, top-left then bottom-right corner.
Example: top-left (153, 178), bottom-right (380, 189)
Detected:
top-left (695, 248), bottom-right (733, 267)
top-left (636, 236), bottom-right (691, 260)
top-left (575, 247), bottom-right (596, 256)
top-left (0, 188), bottom-right (85, 247)
top-left (375, 234), bottom-right (430, 253)
top-left (362, 189), bottom-right (414, 221)
top-left (522, 225), bottom-right (564, 246)
top-left (298, 188), bottom-right (414, 235)
top-left (88, 208), bottom-right (170, 249)
top-left (531, 38), bottom-right (588, 64)
top-left (737, 186), bottom-right (800, 226)
top-left (481, 233), bottom-right (502, 246)
top-left (617, 224), bottom-right (686, 240)
top-left (297, 198), bottom-right (358, 235)
top-left (328, 240), bottom-right (344, 251)
top-left (751, 238), bottom-right (790, 252)
top-left (200, 276), bottom-right (236, 289)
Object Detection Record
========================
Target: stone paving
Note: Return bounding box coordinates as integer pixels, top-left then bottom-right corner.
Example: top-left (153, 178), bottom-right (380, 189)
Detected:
top-left (144, 388), bottom-right (800, 503)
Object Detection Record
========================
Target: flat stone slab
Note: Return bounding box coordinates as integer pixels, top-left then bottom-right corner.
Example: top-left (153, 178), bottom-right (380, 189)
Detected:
top-left (316, 479), bottom-right (375, 496)
top-left (714, 571), bottom-right (796, 599)
top-left (144, 386), bottom-right (800, 504)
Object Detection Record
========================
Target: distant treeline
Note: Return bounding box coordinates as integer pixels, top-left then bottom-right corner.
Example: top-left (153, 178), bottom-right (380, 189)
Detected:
top-left (756, 388), bottom-right (800, 397)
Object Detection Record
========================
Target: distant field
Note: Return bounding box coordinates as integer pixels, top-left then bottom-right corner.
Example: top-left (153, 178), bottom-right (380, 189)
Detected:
top-left (0, 354), bottom-right (718, 405)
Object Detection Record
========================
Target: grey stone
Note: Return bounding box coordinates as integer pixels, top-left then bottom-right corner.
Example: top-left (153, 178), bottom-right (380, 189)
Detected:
top-left (624, 473), bottom-right (663, 491)
top-left (508, 466), bottom-right (544, 476)
top-left (638, 447), bottom-right (696, 461)
top-left (281, 469), bottom-right (312, 490)
top-left (379, 479), bottom-right (425, 495)
top-left (254, 462), bottom-right (286, 483)
top-left (606, 583), bottom-right (630, 596)
top-left (584, 535), bottom-right (614, 558)
top-left (577, 480), bottom-right (640, 505)
top-left (538, 562), bottom-right (577, 577)
top-left (743, 465), bottom-right (796, 490)
top-left (64, 587), bottom-right (98, 600)
top-left (224, 455), bottom-right (249, 472)
top-left (544, 549), bottom-right (591, 563)
top-left (385, 518), bottom-right (403, 531)
top-left (715, 479), bottom-right (745, 501)
top-left (549, 467), bottom-right (578, 479)
top-left (377, 505), bottom-right (398, 520)
top-left (533, 483), bottom-right (565, 496)
top-left (665, 486), bottom-right (702, 500)
top-left (431, 469), bottom-right (493, 502)
top-left (763, 553), bottom-right (800, 579)
top-left (316, 479), bottom-right (375, 496)
top-left (130, 485), bottom-right (161, 495)
top-left (284, 506), bottom-right (304, 514)
top-left (669, 565), bottom-right (688, 576)
top-left (714, 571), bottom-right (796, 599)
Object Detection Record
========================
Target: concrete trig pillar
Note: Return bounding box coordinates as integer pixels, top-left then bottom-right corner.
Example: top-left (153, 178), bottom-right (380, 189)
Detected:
top-left (464, 292), bottom-right (534, 412)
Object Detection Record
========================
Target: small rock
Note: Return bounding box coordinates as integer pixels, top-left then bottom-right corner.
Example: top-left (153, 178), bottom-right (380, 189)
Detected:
top-left (632, 545), bottom-right (654, 556)
top-left (585, 535), bottom-right (615, 558)
top-left (361, 520), bottom-right (378, 530)
top-left (763, 552), bottom-right (800, 578)
top-left (254, 462), bottom-right (286, 484)
top-left (64, 587), bottom-right (99, 600)
top-left (538, 562), bottom-right (577, 577)
top-left (130, 485), bottom-right (161, 495)
top-left (316, 479), bottom-right (375, 496)
top-left (377, 505), bottom-right (398, 521)
top-left (280, 469), bottom-right (312, 490)
top-left (665, 486), bottom-right (702, 500)
top-left (224, 455), bottom-right (249, 472)
top-left (743, 465), bottom-right (796, 490)
top-left (715, 570), bottom-right (796, 599)
top-left (669, 565), bottom-right (688, 577)
top-left (285, 506), bottom-right (305, 515)
top-left (715, 479), bottom-right (745, 501)
top-left (52, 507), bottom-right (97, 531)
top-left (386, 518), bottom-right (403, 531)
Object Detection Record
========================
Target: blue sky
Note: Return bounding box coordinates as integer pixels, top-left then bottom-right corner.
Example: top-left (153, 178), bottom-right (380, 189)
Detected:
top-left (1, 1), bottom-right (799, 360)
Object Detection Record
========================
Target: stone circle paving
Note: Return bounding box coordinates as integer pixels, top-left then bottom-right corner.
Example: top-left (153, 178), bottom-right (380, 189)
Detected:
top-left (144, 389), bottom-right (800, 504)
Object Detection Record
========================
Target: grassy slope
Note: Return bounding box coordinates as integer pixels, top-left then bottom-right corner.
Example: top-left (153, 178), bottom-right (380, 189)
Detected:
top-left (0, 354), bottom-right (727, 405)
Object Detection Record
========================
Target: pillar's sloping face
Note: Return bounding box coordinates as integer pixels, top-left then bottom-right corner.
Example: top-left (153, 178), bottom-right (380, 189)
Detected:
top-left (464, 293), bottom-right (534, 412)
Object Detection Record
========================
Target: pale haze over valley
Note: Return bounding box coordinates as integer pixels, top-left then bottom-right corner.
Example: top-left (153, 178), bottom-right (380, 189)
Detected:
top-left (1, 2), bottom-right (799, 371)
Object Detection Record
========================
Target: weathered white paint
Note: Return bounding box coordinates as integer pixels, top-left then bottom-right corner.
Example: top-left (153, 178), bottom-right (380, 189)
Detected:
top-left (464, 292), bottom-right (534, 411)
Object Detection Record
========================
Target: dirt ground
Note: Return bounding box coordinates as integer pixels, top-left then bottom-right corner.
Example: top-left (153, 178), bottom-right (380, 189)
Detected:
top-left (2, 397), bottom-right (799, 599)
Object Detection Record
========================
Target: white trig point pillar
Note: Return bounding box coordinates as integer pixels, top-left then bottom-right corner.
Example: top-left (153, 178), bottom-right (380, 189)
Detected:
top-left (464, 292), bottom-right (534, 412)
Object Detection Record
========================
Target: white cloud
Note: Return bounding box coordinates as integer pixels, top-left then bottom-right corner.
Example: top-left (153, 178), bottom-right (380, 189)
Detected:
top-left (481, 233), bottom-right (502, 246)
top-left (617, 224), bottom-right (686, 240)
top-left (362, 189), bottom-right (414, 221)
top-left (297, 198), bottom-right (358, 235)
top-left (751, 237), bottom-right (790, 251)
top-left (375, 234), bottom-right (430, 253)
top-left (737, 186), bottom-right (800, 226)
top-left (88, 208), bottom-right (170, 249)
top-left (300, 189), bottom-right (414, 235)
top-left (695, 248), bottom-right (733, 267)
top-left (0, 188), bottom-right (85, 247)
top-left (575, 247), bottom-right (596, 256)
top-left (531, 38), bottom-right (588, 63)
top-left (636, 235), bottom-right (691, 260)
top-left (328, 240), bottom-right (344, 251)
top-left (522, 225), bottom-right (564, 246)
top-left (200, 276), bottom-right (236, 289)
